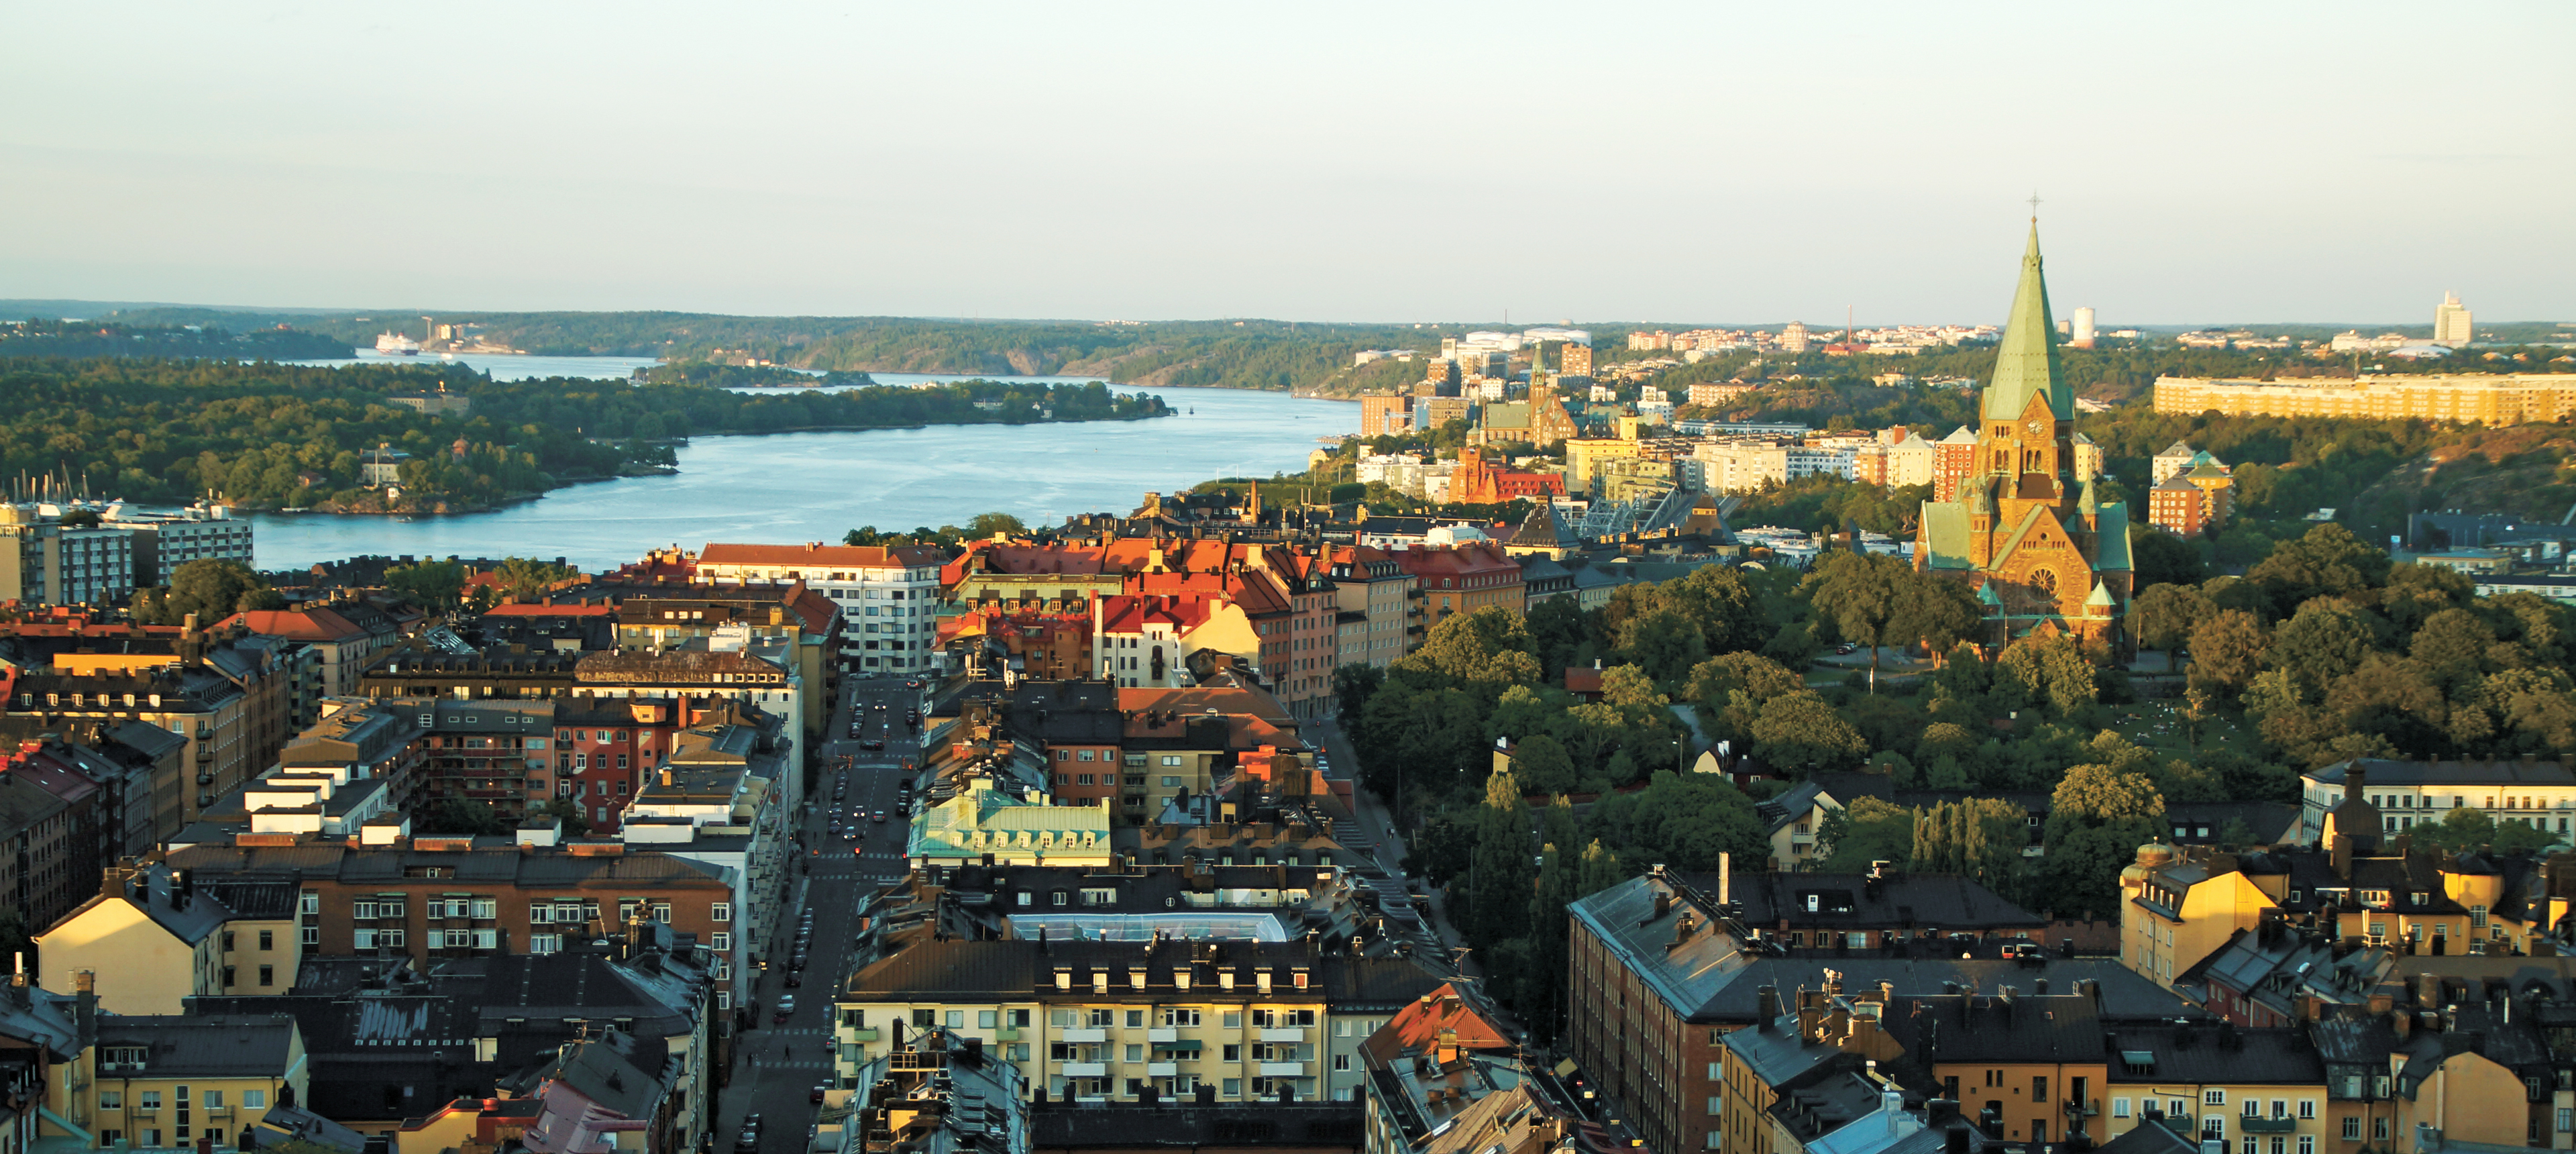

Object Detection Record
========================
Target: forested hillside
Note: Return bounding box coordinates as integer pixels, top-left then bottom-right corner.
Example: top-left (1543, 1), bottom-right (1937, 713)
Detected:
top-left (0, 358), bottom-right (1167, 513)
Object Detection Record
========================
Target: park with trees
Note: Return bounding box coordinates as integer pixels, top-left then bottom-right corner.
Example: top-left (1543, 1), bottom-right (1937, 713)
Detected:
top-left (1334, 519), bottom-right (2576, 1036)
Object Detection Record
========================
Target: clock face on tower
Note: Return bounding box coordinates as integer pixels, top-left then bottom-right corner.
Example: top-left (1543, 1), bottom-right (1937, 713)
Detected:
top-left (2027, 418), bottom-right (2047, 436)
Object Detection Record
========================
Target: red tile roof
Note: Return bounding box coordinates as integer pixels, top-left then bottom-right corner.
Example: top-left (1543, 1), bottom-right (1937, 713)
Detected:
top-left (217, 608), bottom-right (368, 642)
top-left (484, 603), bottom-right (616, 617)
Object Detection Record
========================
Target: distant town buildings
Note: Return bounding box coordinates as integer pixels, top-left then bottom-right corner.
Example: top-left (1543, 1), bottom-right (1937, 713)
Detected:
top-left (2153, 374), bottom-right (2576, 425)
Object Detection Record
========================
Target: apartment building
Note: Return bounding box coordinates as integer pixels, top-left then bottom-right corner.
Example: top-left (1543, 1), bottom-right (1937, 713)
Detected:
top-left (1564, 869), bottom-right (2200, 1154)
top-left (5, 664), bottom-right (258, 836)
top-left (52, 1007), bottom-right (309, 1153)
top-left (1390, 543), bottom-right (1521, 631)
top-left (1326, 546), bottom-right (1415, 670)
top-left (2149, 476), bottom-right (2218, 538)
top-left (107, 506), bottom-right (256, 586)
top-left (692, 542), bottom-right (947, 674)
top-left (833, 929), bottom-right (1443, 1104)
top-left (160, 829), bottom-right (743, 1003)
top-left (36, 864), bottom-right (301, 1014)
top-left (2300, 759), bottom-right (2576, 844)
top-left (0, 503), bottom-right (138, 606)
top-left (2153, 374), bottom-right (2576, 425)
top-left (218, 604), bottom-right (400, 699)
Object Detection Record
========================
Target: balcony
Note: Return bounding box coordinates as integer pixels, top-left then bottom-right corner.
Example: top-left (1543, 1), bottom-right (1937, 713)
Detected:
top-left (1060, 1062), bottom-right (1108, 1078)
top-left (1258, 1028), bottom-right (1305, 1043)
top-left (197, 773), bottom-right (215, 786)
top-left (2240, 1118), bottom-right (2298, 1135)
top-left (995, 1025), bottom-right (1021, 1041)
top-left (1059, 1028), bottom-right (1106, 1043)
top-left (846, 1028), bottom-right (881, 1042)
top-left (1147, 1061), bottom-right (1179, 1077)
top-left (1148, 1028), bottom-right (1178, 1043)
top-left (197, 747), bottom-right (213, 762)
top-left (1257, 1061), bottom-right (1306, 1077)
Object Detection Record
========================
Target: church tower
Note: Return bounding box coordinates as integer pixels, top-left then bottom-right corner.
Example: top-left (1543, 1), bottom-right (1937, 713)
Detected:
top-left (1915, 222), bottom-right (2133, 651)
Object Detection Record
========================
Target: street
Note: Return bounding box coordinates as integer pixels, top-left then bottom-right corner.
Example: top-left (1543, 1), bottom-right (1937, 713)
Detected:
top-left (712, 672), bottom-right (926, 1154)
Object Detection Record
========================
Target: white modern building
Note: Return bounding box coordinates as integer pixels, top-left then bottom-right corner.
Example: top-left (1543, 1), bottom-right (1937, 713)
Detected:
top-left (694, 542), bottom-right (945, 674)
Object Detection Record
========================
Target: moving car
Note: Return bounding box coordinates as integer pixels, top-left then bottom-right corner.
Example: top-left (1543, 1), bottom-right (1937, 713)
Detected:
top-left (811, 1085), bottom-right (829, 1104)
top-left (861, 738), bottom-right (885, 751)
top-left (773, 997), bottom-right (796, 1023)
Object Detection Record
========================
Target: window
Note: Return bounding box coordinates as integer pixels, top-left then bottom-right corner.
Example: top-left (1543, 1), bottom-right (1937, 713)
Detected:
top-left (99, 1092), bottom-right (121, 1110)
top-left (946, 1010), bottom-right (965, 1028)
top-left (2298, 1100), bottom-right (2315, 1120)
top-left (203, 1090), bottom-right (223, 1108)
top-left (2112, 1099), bottom-right (2131, 1119)
top-left (1223, 1078), bottom-right (1242, 1098)
top-left (301, 927), bottom-right (318, 946)
top-left (2206, 1090), bottom-right (2226, 1106)
top-left (2342, 1119), bottom-right (2361, 1141)
top-left (2034, 1077), bottom-right (2048, 1104)
top-left (712, 902), bottom-right (732, 922)
top-left (2243, 1101), bottom-right (2259, 1118)
top-left (141, 1091), bottom-right (162, 1110)
top-left (259, 964), bottom-right (274, 986)
top-left (223, 965), bottom-right (236, 987)
top-left (531, 934), bottom-right (563, 954)
top-left (2300, 1139), bottom-right (2314, 1154)
top-left (2373, 1119), bottom-right (2390, 1141)
top-left (1334, 1053), bottom-right (1352, 1071)
top-left (242, 1090), bottom-right (266, 1109)
top-left (1126, 1010), bottom-right (1145, 1027)
top-left (1223, 1045), bottom-right (1242, 1061)
top-left (979, 1010), bottom-right (998, 1028)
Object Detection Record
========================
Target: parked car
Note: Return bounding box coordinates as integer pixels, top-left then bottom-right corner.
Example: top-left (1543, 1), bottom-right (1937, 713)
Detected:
top-left (773, 998), bottom-right (796, 1023)
top-left (811, 1084), bottom-right (829, 1104)
top-left (784, 971), bottom-right (802, 988)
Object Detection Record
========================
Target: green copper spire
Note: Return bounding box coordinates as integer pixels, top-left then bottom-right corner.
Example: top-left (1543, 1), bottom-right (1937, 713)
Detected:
top-left (1981, 222), bottom-right (2074, 423)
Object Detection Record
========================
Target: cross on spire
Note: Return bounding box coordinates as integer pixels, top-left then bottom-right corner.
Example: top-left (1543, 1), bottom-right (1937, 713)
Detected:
top-left (2027, 192), bottom-right (2042, 221)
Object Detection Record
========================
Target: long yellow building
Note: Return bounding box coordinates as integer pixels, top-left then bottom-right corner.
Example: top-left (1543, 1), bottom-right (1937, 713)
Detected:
top-left (2153, 373), bottom-right (2576, 425)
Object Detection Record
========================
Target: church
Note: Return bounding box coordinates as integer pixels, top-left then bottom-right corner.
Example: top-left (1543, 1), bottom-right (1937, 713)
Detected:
top-left (1915, 224), bottom-right (2133, 651)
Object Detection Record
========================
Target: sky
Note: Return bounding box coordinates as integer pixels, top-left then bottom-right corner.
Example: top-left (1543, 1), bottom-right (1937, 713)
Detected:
top-left (4, 2), bottom-right (2571, 327)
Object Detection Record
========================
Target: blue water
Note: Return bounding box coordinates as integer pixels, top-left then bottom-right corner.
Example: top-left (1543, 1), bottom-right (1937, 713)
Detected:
top-left (244, 358), bottom-right (1354, 570)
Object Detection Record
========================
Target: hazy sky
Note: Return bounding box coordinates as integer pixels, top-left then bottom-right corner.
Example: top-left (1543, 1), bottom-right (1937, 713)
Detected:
top-left (5, 2), bottom-right (2569, 326)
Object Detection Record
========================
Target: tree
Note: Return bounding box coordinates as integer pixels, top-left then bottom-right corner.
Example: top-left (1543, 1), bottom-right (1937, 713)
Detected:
top-left (1994, 634), bottom-right (2100, 723)
top-left (496, 556), bottom-right (574, 603)
top-left (1615, 608), bottom-right (1709, 685)
top-left (1801, 552), bottom-right (1907, 690)
top-left (1749, 690), bottom-right (1868, 774)
top-left (2246, 523), bottom-right (2391, 619)
top-left (1585, 770), bottom-right (1768, 872)
top-left (2413, 806), bottom-right (2559, 855)
top-left (137, 558), bottom-right (281, 625)
top-left (1509, 735), bottom-right (1578, 796)
top-left (1911, 797), bottom-right (2029, 899)
top-left (2131, 582), bottom-right (2216, 657)
top-left (1332, 663), bottom-right (1383, 731)
top-left (1819, 796), bottom-right (1914, 872)
top-left (2266, 599), bottom-right (2385, 690)
top-left (965, 511), bottom-right (1029, 538)
top-left (2130, 527), bottom-right (2208, 589)
top-left (385, 557), bottom-right (466, 609)
top-left (1466, 767), bottom-right (1536, 949)
top-left (2187, 610), bottom-right (2268, 699)
top-left (1403, 607), bottom-right (1544, 691)
top-left (2038, 763), bottom-right (2167, 919)
top-left (539, 798), bottom-right (594, 837)
top-left (1577, 839), bottom-right (1625, 894)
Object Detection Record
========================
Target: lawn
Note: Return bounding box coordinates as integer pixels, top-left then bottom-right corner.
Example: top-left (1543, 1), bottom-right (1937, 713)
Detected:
top-left (2111, 699), bottom-right (2251, 757)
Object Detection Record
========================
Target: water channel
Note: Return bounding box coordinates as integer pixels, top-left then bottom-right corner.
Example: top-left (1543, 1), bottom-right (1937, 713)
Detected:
top-left (250, 356), bottom-right (1356, 570)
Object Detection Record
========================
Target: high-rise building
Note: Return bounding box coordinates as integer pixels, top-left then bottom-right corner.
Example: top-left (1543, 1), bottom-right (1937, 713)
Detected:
top-left (1360, 395), bottom-right (1413, 437)
top-left (2152, 374), bottom-right (2576, 425)
top-left (2070, 305), bottom-right (2097, 348)
top-left (2434, 292), bottom-right (2474, 346)
top-left (1559, 342), bottom-right (1593, 377)
top-left (1778, 321), bottom-right (1810, 353)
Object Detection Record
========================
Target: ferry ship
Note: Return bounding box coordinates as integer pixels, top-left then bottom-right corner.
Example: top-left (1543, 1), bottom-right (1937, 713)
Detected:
top-left (375, 332), bottom-right (422, 356)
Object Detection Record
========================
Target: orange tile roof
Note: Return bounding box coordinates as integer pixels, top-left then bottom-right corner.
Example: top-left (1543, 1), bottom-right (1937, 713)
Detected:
top-left (217, 608), bottom-right (368, 642)
top-left (1360, 982), bottom-right (1512, 1064)
top-left (699, 542), bottom-right (946, 568)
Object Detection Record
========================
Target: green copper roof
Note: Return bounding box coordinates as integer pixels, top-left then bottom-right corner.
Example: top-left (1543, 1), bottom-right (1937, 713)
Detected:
top-left (1981, 223), bottom-right (2074, 423)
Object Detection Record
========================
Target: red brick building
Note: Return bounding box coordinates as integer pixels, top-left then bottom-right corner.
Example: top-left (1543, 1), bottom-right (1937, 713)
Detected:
top-left (2147, 474), bottom-right (2215, 538)
top-left (1446, 448), bottom-right (1568, 505)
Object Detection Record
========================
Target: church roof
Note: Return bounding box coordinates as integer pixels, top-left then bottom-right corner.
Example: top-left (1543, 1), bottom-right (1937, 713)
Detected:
top-left (1919, 502), bottom-right (1973, 570)
top-left (1939, 425), bottom-right (1979, 444)
top-left (1509, 502), bottom-right (1568, 548)
top-left (2086, 580), bottom-right (2116, 608)
top-left (1990, 506), bottom-right (2052, 574)
top-left (1981, 223), bottom-right (2074, 424)
top-left (2095, 504), bottom-right (2133, 572)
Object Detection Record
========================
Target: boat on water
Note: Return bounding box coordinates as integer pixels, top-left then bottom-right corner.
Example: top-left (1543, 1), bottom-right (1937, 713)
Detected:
top-left (376, 332), bottom-right (422, 356)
